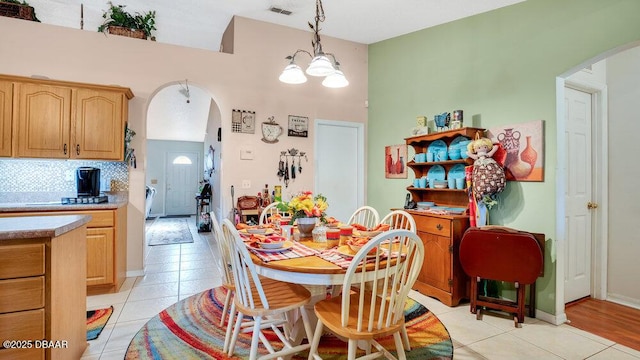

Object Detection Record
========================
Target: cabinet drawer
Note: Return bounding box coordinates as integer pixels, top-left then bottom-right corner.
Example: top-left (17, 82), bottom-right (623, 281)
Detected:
top-left (414, 216), bottom-right (451, 236)
top-left (0, 210), bottom-right (113, 228)
top-left (0, 277), bottom-right (45, 313)
top-left (0, 244), bottom-right (44, 279)
top-left (0, 308), bottom-right (45, 345)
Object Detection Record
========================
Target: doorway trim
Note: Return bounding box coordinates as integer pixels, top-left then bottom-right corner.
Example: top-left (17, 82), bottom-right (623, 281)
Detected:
top-left (555, 75), bottom-right (609, 322)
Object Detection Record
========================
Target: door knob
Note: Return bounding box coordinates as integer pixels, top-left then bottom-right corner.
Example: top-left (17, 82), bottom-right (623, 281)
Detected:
top-left (587, 202), bottom-right (598, 209)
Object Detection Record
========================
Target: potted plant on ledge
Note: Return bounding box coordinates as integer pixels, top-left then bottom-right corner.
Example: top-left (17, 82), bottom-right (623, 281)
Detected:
top-left (97, 1), bottom-right (156, 40)
top-left (0, 0), bottom-right (40, 22)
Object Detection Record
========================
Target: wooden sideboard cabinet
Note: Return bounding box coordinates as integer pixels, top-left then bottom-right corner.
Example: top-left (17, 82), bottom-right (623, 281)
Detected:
top-left (411, 212), bottom-right (469, 306)
top-left (0, 207), bottom-right (127, 295)
top-left (405, 127), bottom-right (486, 306)
top-left (1, 73), bottom-right (133, 160)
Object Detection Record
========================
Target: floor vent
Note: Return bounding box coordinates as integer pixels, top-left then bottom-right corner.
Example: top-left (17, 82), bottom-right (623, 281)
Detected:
top-left (269, 6), bottom-right (292, 15)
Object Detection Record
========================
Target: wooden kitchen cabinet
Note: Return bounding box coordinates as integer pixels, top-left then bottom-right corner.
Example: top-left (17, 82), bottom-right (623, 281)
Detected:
top-left (14, 82), bottom-right (72, 159)
top-left (2, 73), bottom-right (133, 161)
top-left (0, 219), bottom-right (88, 360)
top-left (405, 127), bottom-right (485, 306)
top-left (0, 207), bottom-right (127, 294)
top-left (0, 80), bottom-right (11, 157)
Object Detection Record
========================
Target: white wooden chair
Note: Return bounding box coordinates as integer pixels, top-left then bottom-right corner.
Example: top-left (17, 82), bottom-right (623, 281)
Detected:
top-left (378, 210), bottom-right (417, 349)
top-left (221, 219), bottom-right (315, 360)
top-left (348, 206), bottom-right (380, 229)
top-left (258, 201), bottom-right (288, 225)
top-left (209, 213), bottom-right (237, 353)
top-left (380, 210), bottom-right (416, 233)
top-left (307, 230), bottom-right (424, 360)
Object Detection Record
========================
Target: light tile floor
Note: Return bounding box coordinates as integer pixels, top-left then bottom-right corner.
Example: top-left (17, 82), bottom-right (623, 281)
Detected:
top-left (82, 218), bottom-right (640, 359)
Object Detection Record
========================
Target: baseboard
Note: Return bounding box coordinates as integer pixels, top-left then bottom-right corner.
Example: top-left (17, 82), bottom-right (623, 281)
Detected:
top-left (606, 294), bottom-right (640, 310)
top-left (536, 309), bottom-right (566, 325)
top-left (126, 270), bottom-right (144, 277)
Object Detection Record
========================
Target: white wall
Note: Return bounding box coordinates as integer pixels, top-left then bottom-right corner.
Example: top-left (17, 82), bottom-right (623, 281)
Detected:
top-left (0, 15), bottom-right (368, 274)
top-left (606, 46), bottom-right (640, 306)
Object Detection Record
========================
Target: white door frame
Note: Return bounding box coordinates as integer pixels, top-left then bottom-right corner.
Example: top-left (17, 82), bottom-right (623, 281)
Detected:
top-left (314, 119), bottom-right (366, 207)
top-left (555, 76), bottom-right (609, 323)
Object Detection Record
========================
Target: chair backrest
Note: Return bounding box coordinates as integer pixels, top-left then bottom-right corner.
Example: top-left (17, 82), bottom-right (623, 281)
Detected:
top-left (258, 202), bottom-right (288, 225)
top-left (210, 212), bottom-right (233, 286)
top-left (220, 219), bottom-right (270, 310)
top-left (380, 210), bottom-right (416, 233)
top-left (348, 206), bottom-right (380, 229)
top-left (341, 230), bottom-right (424, 333)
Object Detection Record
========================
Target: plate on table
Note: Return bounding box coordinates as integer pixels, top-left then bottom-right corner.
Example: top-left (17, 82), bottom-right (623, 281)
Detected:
top-left (247, 240), bottom-right (293, 253)
top-left (427, 165), bottom-right (445, 181)
top-left (240, 228), bottom-right (274, 235)
top-left (426, 140), bottom-right (447, 156)
top-left (337, 245), bottom-right (377, 259)
top-left (447, 164), bottom-right (466, 180)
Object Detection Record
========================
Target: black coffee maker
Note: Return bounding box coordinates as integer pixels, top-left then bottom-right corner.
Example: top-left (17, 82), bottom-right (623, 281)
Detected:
top-left (76, 167), bottom-right (101, 197)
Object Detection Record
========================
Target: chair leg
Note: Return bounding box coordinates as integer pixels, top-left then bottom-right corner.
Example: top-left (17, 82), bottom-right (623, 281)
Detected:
top-left (393, 332), bottom-right (407, 360)
top-left (307, 319), bottom-right (324, 360)
top-left (220, 289), bottom-right (232, 326)
top-left (347, 339), bottom-right (358, 360)
top-left (227, 310), bottom-right (244, 356)
top-left (401, 324), bottom-right (411, 350)
top-left (223, 301), bottom-right (236, 353)
top-left (249, 316), bottom-right (262, 360)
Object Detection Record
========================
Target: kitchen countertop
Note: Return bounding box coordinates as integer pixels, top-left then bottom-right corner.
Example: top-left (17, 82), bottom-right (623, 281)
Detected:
top-left (0, 214), bottom-right (91, 241)
top-left (0, 192), bottom-right (128, 212)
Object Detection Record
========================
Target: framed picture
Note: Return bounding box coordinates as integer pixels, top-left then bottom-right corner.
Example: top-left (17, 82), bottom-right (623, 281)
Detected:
top-left (487, 120), bottom-right (544, 181)
top-left (231, 109), bottom-right (255, 134)
top-left (288, 115), bottom-right (308, 137)
top-left (385, 144), bottom-right (408, 179)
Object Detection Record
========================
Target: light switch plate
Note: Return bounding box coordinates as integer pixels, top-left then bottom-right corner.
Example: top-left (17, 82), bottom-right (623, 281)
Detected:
top-left (240, 147), bottom-right (254, 160)
top-left (242, 180), bottom-right (251, 189)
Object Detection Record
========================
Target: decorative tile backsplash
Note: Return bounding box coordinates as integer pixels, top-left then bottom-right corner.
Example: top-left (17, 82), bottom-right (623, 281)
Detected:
top-left (0, 159), bottom-right (129, 192)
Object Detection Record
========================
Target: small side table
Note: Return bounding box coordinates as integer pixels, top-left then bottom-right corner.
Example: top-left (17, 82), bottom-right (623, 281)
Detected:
top-left (195, 195), bottom-right (211, 232)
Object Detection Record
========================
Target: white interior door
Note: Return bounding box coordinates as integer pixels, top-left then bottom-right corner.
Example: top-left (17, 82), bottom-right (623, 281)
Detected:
top-left (564, 87), bottom-right (593, 303)
top-left (166, 151), bottom-right (199, 216)
top-left (315, 120), bottom-right (364, 222)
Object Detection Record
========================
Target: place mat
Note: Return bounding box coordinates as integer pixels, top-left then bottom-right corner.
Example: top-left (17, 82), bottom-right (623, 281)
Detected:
top-left (248, 241), bottom-right (319, 262)
top-left (319, 248), bottom-right (389, 269)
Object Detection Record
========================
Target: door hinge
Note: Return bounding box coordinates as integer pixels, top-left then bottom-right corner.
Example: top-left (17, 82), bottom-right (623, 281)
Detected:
top-left (448, 279), bottom-right (453, 286)
top-left (449, 245), bottom-right (453, 253)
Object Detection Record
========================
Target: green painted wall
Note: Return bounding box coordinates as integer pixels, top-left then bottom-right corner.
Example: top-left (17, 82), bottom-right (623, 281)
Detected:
top-left (367, 0), bottom-right (640, 315)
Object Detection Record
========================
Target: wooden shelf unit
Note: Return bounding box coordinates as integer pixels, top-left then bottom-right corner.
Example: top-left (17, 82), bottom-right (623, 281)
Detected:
top-left (405, 127), bottom-right (485, 306)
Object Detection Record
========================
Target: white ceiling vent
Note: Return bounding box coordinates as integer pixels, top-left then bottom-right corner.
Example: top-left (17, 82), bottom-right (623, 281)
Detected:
top-left (269, 7), bottom-right (292, 15)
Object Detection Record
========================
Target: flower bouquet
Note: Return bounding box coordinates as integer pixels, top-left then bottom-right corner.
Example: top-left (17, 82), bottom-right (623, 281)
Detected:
top-left (281, 191), bottom-right (328, 224)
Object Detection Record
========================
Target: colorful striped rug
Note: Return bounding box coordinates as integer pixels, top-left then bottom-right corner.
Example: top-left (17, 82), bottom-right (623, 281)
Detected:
top-left (125, 287), bottom-right (453, 359)
top-left (87, 306), bottom-right (114, 341)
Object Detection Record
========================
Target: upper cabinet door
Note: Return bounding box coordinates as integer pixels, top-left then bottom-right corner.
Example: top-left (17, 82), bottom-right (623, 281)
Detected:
top-left (15, 83), bottom-right (72, 159)
top-left (72, 89), bottom-right (124, 160)
top-left (0, 81), bottom-right (11, 157)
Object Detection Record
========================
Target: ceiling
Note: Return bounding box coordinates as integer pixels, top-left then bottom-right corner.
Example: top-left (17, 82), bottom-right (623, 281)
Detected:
top-left (25, 0), bottom-right (524, 142)
top-left (27, 0), bottom-right (524, 51)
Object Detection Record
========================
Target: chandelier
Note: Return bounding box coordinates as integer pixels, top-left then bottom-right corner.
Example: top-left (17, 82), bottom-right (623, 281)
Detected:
top-left (278, 0), bottom-right (349, 88)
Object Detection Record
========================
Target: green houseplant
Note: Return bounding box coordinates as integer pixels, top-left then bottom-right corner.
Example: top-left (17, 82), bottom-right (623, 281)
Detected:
top-left (0, 0), bottom-right (40, 22)
top-left (97, 1), bottom-right (156, 40)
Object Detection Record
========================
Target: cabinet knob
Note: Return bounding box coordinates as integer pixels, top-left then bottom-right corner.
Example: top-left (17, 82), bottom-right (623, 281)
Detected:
top-left (587, 202), bottom-right (598, 210)
top-left (436, 224), bottom-right (443, 231)
top-left (63, 144), bottom-right (67, 155)
top-left (76, 144), bottom-right (80, 155)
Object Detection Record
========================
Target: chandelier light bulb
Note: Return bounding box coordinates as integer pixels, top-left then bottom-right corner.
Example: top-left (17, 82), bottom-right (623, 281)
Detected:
top-left (322, 69), bottom-right (349, 88)
top-left (306, 54), bottom-right (335, 77)
top-left (279, 63), bottom-right (308, 84)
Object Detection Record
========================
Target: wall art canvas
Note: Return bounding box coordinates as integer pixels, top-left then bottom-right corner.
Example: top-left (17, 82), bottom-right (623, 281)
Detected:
top-left (288, 115), bottom-right (309, 137)
top-left (385, 144), bottom-right (408, 179)
top-left (487, 120), bottom-right (544, 181)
